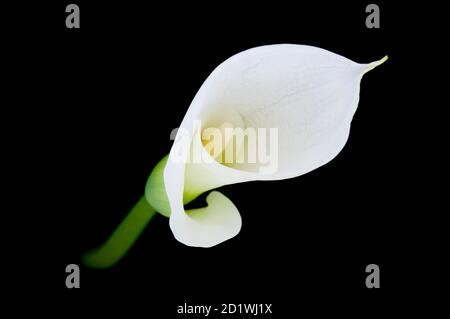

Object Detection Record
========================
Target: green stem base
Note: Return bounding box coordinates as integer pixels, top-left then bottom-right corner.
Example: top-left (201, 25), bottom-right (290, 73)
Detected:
top-left (82, 196), bottom-right (156, 269)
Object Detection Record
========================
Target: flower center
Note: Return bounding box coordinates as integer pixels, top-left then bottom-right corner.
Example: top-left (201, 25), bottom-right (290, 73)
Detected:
top-left (201, 121), bottom-right (241, 163)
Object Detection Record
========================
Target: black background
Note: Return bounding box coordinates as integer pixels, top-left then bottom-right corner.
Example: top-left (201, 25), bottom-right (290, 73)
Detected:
top-left (7, 0), bottom-right (440, 316)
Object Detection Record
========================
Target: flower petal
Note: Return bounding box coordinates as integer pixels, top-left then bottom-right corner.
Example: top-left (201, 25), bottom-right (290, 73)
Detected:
top-left (163, 44), bottom-right (387, 247)
top-left (170, 191), bottom-right (241, 248)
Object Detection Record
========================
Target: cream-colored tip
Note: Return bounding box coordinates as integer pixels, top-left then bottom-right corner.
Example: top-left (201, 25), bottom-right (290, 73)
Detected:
top-left (362, 55), bottom-right (389, 74)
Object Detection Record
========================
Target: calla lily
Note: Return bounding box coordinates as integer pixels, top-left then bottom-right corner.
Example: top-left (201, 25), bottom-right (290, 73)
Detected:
top-left (83, 44), bottom-right (387, 267)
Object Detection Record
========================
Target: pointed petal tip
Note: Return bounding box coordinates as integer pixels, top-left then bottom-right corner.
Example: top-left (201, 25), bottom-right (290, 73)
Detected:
top-left (362, 55), bottom-right (389, 75)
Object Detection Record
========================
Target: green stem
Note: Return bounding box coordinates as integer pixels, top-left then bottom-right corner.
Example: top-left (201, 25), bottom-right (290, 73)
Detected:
top-left (82, 196), bottom-right (156, 269)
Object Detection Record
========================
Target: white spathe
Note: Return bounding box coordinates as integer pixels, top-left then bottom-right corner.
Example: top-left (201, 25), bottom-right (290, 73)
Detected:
top-left (163, 44), bottom-right (387, 247)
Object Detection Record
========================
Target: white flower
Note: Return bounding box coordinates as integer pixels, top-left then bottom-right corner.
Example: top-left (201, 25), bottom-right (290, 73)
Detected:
top-left (146, 44), bottom-right (387, 248)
